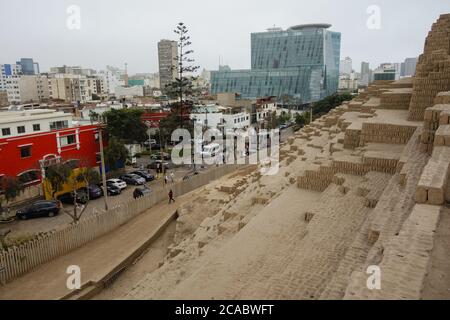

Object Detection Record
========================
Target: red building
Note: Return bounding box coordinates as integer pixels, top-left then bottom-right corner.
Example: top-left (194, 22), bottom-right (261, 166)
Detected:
top-left (141, 111), bottom-right (171, 127)
top-left (0, 109), bottom-right (101, 187)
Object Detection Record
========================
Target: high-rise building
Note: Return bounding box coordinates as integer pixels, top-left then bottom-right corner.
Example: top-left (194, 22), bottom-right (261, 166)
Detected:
top-left (403, 57), bottom-right (418, 77)
top-left (16, 58), bottom-right (39, 75)
top-left (359, 62), bottom-right (371, 86)
top-left (339, 57), bottom-right (352, 75)
top-left (158, 40), bottom-right (178, 91)
top-left (211, 24), bottom-right (341, 103)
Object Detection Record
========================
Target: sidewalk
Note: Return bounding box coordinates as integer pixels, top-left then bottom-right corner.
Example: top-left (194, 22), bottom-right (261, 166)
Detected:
top-left (0, 194), bottom-right (187, 300)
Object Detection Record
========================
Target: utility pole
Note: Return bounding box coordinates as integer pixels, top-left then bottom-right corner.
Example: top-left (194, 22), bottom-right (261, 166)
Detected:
top-left (98, 123), bottom-right (109, 211)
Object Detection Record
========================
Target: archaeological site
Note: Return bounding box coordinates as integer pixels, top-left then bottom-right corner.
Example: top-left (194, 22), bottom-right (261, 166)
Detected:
top-left (119, 14), bottom-right (450, 300)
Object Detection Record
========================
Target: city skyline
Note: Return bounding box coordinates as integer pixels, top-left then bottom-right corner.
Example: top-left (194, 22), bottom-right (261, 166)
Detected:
top-left (1, 0), bottom-right (448, 74)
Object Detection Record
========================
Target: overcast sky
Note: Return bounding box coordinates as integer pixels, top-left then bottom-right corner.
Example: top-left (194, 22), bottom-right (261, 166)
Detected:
top-left (0, 0), bottom-right (449, 74)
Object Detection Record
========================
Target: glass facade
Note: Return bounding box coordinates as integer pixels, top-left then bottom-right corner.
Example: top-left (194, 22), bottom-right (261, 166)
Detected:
top-left (211, 24), bottom-right (341, 103)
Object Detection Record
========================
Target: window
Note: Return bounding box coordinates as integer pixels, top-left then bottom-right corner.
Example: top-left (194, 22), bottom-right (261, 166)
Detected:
top-left (33, 124), bottom-right (40, 131)
top-left (18, 170), bottom-right (40, 185)
top-left (50, 120), bottom-right (68, 131)
top-left (17, 126), bottom-right (25, 134)
top-left (20, 146), bottom-right (32, 158)
top-left (60, 134), bottom-right (76, 146)
top-left (2, 128), bottom-right (11, 136)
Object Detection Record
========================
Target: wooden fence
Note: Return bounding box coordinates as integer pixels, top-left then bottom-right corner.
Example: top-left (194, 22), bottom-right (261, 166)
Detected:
top-left (0, 164), bottom-right (240, 286)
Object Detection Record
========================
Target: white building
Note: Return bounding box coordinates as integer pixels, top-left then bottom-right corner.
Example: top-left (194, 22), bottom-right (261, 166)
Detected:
top-left (98, 66), bottom-right (126, 95)
top-left (80, 101), bottom-right (124, 120)
top-left (190, 105), bottom-right (251, 131)
top-left (115, 85), bottom-right (144, 98)
top-left (0, 109), bottom-right (73, 138)
top-left (339, 56), bottom-right (352, 75)
top-left (4, 75), bottom-right (49, 104)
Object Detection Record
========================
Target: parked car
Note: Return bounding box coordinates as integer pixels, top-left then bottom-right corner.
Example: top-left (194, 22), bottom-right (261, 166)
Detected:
top-left (133, 186), bottom-right (152, 199)
top-left (150, 143), bottom-right (163, 150)
top-left (150, 151), bottom-right (171, 160)
top-left (16, 200), bottom-right (61, 220)
top-left (147, 160), bottom-right (170, 170)
top-left (58, 189), bottom-right (89, 205)
top-left (131, 170), bottom-right (155, 182)
top-left (106, 184), bottom-right (121, 196)
top-left (119, 174), bottom-right (146, 185)
top-left (106, 179), bottom-right (127, 190)
top-left (79, 185), bottom-right (104, 200)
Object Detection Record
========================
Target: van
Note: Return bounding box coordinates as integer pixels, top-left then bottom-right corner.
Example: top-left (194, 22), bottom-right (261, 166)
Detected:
top-left (200, 143), bottom-right (221, 158)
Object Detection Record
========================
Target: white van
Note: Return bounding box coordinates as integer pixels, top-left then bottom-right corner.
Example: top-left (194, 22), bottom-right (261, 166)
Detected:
top-left (200, 143), bottom-right (221, 158)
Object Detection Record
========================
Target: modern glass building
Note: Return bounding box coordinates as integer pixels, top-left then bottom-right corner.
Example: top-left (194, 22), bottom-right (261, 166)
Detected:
top-left (211, 24), bottom-right (341, 103)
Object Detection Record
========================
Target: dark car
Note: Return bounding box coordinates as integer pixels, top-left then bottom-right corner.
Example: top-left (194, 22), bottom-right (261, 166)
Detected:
top-left (16, 200), bottom-right (61, 220)
top-left (57, 190), bottom-right (89, 205)
top-left (131, 170), bottom-right (155, 182)
top-left (150, 152), bottom-right (171, 160)
top-left (119, 173), bottom-right (146, 185)
top-left (79, 185), bottom-right (104, 200)
top-left (133, 186), bottom-right (152, 199)
top-left (147, 160), bottom-right (170, 170)
top-left (106, 184), bottom-right (121, 196)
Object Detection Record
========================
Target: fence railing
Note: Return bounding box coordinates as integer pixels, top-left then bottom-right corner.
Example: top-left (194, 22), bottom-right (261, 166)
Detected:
top-left (0, 164), bottom-right (240, 286)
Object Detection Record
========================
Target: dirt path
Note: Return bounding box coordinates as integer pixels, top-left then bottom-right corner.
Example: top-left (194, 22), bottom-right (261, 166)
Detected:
top-left (92, 220), bottom-right (176, 300)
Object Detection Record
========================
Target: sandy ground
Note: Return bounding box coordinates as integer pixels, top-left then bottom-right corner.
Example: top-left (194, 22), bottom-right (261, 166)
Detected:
top-left (92, 221), bottom-right (176, 300)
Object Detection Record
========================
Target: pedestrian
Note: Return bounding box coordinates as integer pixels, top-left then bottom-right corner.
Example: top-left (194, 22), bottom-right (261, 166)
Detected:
top-left (156, 162), bottom-right (160, 177)
top-left (170, 171), bottom-right (175, 183)
top-left (168, 189), bottom-right (175, 204)
top-left (164, 175), bottom-right (168, 185)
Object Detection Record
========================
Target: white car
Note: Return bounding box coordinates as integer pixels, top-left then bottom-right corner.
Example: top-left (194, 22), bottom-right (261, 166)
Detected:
top-left (106, 179), bottom-right (127, 190)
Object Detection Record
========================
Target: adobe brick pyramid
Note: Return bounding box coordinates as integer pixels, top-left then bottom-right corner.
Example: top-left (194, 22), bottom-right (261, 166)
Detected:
top-left (409, 14), bottom-right (450, 120)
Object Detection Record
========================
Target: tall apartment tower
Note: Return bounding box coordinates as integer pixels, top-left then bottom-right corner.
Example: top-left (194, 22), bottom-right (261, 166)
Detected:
top-left (158, 40), bottom-right (178, 91)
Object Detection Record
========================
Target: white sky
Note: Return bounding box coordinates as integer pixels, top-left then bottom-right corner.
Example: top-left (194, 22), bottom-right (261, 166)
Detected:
top-left (0, 0), bottom-right (449, 74)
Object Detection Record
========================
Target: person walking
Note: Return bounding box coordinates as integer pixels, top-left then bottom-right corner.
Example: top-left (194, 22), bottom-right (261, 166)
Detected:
top-left (164, 175), bottom-right (168, 185)
top-left (170, 171), bottom-right (175, 184)
top-left (168, 189), bottom-right (175, 204)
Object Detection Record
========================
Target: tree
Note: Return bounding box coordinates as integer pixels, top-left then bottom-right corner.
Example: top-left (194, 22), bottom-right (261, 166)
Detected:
top-left (159, 112), bottom-right (194, 144)
top-left (66, 166), bottom-right (101, 223)
top-left (104, 137), bottom-right (128, 171)
top-left (103, 108), bottom-right (147, 144)
top-left (295, 113), bottom-right (308, 127)
top-left (165, 22), bottom-right (200, 128)
top-left (44, 163), bottom-right (72, 200)
top-left (0, 177), bottom-right (23, 214)
top-left (311, 93), bottom-right (353, 118)
top-left (89, 110), bottom-right (100, 123)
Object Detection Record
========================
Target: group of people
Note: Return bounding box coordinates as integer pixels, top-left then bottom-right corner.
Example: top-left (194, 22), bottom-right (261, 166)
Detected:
top-left (163, 171), bottom-right (175, 186)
